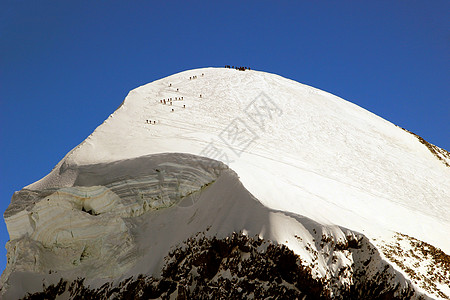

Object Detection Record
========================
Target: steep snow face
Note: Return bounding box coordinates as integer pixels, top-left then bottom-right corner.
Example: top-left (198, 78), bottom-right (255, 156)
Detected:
top-left (2, 68), bottom-right (450, 298)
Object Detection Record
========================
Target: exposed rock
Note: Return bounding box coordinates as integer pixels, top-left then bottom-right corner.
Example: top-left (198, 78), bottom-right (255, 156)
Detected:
top-left (22, 232), bottom-right (424, 300)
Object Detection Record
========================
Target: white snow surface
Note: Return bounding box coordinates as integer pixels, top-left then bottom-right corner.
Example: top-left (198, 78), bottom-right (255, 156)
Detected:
top-left (2, 67), bottom-right (449, 298)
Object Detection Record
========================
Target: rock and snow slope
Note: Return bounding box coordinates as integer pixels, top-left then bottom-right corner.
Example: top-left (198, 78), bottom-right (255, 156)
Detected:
top-left (1, 67), bottom-right (449, 299)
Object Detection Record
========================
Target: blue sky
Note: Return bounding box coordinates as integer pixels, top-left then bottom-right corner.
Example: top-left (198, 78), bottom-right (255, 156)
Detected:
top-left (0, 1), bottom-right (448, 272)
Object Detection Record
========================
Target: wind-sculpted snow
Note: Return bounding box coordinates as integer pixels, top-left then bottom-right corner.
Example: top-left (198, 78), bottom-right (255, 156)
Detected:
top-left (1, 154), bottom-right (226, 296)
top-left (5, 153), bottom-right (224, 221)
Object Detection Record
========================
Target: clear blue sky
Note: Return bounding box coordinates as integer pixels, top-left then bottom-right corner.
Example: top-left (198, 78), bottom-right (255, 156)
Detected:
top-left (0, 1), bottom-right (449, 272)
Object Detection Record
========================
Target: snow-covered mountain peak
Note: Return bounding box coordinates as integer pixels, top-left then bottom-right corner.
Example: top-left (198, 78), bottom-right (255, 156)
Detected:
top-left (2, 67), bottom-right (449, 299)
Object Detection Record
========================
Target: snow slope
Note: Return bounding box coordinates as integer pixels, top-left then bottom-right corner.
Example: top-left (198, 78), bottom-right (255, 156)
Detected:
top-left (2, 67), bottom-right (449, 299)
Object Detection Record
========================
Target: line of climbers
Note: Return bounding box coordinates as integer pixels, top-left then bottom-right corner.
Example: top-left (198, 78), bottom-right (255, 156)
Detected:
top-left (160, 97), bottom-right (184, 105)
top-left (151, 72), bottom-right (205, 118)
top-left (225, 65), bottom-right (250, 71)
